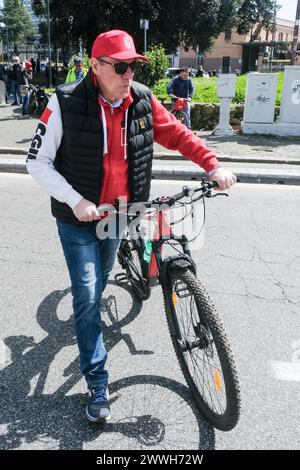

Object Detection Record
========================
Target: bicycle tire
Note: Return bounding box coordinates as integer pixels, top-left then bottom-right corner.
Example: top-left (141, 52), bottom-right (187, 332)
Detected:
top-left (117, 236), bottom-right (150, 301)
top-left (163, 267), bottom-right (240, 431)
top-left (171, 109), bottom-right (188, 127)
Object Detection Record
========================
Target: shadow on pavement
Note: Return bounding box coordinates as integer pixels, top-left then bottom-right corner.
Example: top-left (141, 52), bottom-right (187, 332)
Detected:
top-left (0, 281), bottom-right (215, 450)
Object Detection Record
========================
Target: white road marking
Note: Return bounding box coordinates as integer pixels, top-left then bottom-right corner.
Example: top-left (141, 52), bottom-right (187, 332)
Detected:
top-left (271, 361), bottom-right (300, 382)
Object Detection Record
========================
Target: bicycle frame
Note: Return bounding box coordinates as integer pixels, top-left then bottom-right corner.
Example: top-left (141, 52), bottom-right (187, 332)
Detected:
top-left (134, 207), bottom-right (196, 287)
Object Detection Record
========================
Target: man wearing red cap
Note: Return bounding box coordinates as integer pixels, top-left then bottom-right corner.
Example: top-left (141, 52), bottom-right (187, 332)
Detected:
top-left (27, 30), bottom-right (236, 423)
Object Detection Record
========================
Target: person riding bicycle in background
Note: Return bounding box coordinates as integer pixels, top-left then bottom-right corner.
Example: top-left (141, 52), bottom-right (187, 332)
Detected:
top-left (65, 57), bottom-right (88, 83)
top-left (26, 29), bottom-right (236, 424)
top-left (167, 66), bottom-right (194, 129)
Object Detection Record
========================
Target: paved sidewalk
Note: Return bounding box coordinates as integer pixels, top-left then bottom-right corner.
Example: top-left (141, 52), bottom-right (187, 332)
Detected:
top-left (1, 102), bottom-right (300, 184)
top-left (1, 102), bottom-right (300, 160)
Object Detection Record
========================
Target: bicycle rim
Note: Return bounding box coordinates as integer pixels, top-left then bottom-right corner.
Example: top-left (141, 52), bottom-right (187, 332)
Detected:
top-left (164, 268), bottom-right (240, 431)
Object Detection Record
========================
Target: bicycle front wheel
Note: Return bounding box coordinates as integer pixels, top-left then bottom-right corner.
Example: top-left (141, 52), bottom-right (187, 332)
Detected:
top-left (164, 267), bottom-right (241, 431)
top-left (171, 110), bottom-right (188, 126)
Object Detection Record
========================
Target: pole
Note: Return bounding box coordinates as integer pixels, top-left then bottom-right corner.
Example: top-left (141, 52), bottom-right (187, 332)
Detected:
top-left (144, 25), bottom-right (147, 55)
top-left (249, 25), bottom-right (252, 71)
top-left (269, 1), bottom-right (277, 72)
top-left (5, 12), bottom-right (9, 59)
top-left (46, 0), bottom-right (52, 87)
top-left (291, 0), bottom-right (300, 65)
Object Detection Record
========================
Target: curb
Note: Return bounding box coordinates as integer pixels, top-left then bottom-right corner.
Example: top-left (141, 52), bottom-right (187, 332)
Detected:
top-left (1, 147), bottom-right (300, 165)
top-left (151, 165), bottom-right (300, 185)
top-left (0, 147), bottom-right (28, 155)
top-left (1, 159), bottom-right (300, 185)
top-left (0, 159), bottom-right (28, 174)
top-left (153, 152), bottom-right (300, 166)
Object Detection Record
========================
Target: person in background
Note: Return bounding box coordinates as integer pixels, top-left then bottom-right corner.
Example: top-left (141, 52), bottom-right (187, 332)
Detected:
top-left (36, 58), bottom-right (41, 73)
top-left (11, 56), bottom-right (22, 106)
top-left (21, 60), bottom-right (33, 116)
top-left (30, 58), bottom-right (36, 74)
top-left (65, 57), bottom-right (88, 83)
top-left (167, 66), bottom-right (194, 129)
top-left (0, 62), bottom-right (8, 104)
top-left (196, 65), bottom-right (208, 78)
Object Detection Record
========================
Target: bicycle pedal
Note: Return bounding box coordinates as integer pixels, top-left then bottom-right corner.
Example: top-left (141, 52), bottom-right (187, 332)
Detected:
top-left (114, 273), bottom-right (128, 284)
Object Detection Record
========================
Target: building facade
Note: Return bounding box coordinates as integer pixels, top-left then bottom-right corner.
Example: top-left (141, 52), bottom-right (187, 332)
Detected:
top-left (174, 18), bottom-right (297, 73)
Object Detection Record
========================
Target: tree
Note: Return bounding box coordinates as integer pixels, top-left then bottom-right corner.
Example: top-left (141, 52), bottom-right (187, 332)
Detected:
top-left (236, 0), bottom-right (279, 40)
top-left (0, 0), bottom-right (35, 54)
top-left (31, 0), bottom-right (279, 57)
top-left (31, 0), bottom-right (245, 56)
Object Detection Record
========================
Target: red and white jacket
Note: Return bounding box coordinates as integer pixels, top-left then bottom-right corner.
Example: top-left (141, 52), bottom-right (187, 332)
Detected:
top-left (26, 88), bottom-right (221, 209)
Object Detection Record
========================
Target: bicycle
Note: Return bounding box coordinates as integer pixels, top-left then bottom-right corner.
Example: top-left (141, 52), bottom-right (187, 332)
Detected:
top-left (170, 96), bottom-right (189, 127)
top-left (98, 180), bottom-right (241, 431)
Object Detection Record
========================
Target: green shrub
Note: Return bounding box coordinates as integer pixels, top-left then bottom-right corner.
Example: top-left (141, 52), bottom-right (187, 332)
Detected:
top-left (134, 44), bottom-right (169, 89)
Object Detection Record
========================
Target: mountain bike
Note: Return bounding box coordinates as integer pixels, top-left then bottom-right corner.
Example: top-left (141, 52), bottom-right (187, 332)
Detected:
top-left (99, 180), bottom-right (241, 431)
top-left (170, 97), bottom-right (189, 126)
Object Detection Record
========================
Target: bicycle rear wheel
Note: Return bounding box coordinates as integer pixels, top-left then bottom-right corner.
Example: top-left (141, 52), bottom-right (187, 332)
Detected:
top-left (117, 236), bottom-right (150, 301)
top-left (163, 267), bottom-right (240, 431)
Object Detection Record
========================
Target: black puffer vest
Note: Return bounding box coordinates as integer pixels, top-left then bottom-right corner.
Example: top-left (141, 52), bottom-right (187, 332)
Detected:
top-left (51, 71), bottom-right (154, 225)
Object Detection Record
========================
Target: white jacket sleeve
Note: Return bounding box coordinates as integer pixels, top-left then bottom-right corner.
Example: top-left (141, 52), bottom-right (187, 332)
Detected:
top-left (26, 93), bottom-right (83, 209)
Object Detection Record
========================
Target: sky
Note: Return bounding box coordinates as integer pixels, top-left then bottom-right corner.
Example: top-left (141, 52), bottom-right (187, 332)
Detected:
top-left (277, 0), bottom-right (298, 20)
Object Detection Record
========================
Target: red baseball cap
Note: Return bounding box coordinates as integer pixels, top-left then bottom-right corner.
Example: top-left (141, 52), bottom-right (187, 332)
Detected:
top-left (91, 29), bottom-right (149, 62)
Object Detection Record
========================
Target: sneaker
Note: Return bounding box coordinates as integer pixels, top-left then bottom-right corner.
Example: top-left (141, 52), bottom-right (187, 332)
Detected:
top-left (85, 384), bottom-right (111, 423)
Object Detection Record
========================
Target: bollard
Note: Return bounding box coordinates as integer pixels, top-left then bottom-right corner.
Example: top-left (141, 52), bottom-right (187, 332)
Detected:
top-left (213, 74), bottom-right (237, 136)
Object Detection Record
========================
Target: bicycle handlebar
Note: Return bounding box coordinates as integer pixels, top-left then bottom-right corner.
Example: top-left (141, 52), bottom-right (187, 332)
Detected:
top-left (97, 180), bottom-right (227, 218)
top-left (112, 180), bottom-right (221, 212)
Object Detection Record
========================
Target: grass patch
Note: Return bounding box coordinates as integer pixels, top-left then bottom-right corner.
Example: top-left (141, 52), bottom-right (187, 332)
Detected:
top-left (152, 72), bottom-right (284, 105)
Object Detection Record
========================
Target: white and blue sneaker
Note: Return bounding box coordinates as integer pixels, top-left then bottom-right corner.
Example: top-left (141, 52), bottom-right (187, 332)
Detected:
top-left (85, 384), bottom-right (111, 423)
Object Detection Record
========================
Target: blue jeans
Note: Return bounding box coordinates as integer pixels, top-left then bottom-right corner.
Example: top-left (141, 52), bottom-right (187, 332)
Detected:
top-left (56, 219), bottom-right (123, 389)
top-left (22, 90), bottom-right (29, 115)
top-left (12, 80), bottom-right (21, 104)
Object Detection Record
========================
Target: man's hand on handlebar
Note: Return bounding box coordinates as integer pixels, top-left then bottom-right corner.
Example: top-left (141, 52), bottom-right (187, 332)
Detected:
top-left (207, 167), bottom-right (237, 191)
top-left (73, 198), bottom-right (101, 222)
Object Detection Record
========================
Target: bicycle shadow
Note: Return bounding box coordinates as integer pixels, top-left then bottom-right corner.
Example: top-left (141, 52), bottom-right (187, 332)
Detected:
top-left (0, 280), bottom-right (215, 450)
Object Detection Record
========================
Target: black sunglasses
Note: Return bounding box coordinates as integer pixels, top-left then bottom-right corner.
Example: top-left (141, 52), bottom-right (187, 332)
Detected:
top-left (99, 58), bottom-right (138, 75)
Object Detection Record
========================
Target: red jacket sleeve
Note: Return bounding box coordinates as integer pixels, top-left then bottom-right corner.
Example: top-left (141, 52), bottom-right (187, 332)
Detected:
top-left (152, 94), bottom-right (221, 174)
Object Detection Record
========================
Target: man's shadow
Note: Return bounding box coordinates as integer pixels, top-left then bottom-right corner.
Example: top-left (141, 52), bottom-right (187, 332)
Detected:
top-left (0, 280), bottom-right (215, 450)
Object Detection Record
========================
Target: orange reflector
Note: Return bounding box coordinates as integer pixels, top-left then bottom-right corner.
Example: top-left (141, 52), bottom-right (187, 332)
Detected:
top-left (172, 292), bottom-right (177, 308)
top-left (214, 370), bottom-right (222, 393)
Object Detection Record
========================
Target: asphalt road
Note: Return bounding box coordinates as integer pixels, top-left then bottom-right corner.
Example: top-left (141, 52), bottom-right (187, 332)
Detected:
top-left (0, 175), bottom-right (299, 450)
